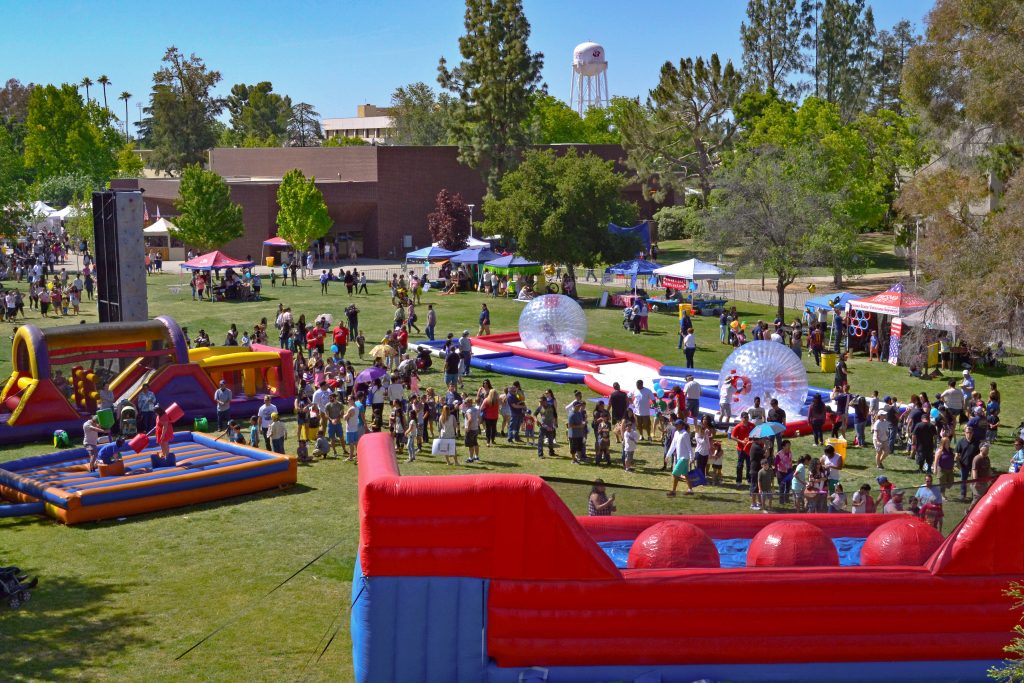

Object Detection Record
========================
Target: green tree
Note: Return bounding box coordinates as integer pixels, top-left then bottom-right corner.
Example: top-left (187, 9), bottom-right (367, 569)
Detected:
top-left (275, 169), bottom-right (332, 254)
top-left (741, 0), bottom-right (810, 99)
top-left (704, 144), bottom-right (841, 320)
top-left (224, 82), bottom-right (291, 146)
top-left (23, 84), bottom-right (119, 185)
top-left (618, 54), bottom-right (742, 206)
top-left (389, 82), bottom-right (453, 145)
top-left (148, 47), bottom-right (224, 174)
top-left (0, 78), bottom-right (35, 154)
top-left (528, 93), bottom-right (620, 144)
top-left (0, 126), bottom-right (28, 235)
top-left (870, 20), bottom-right (918, 114)
top-left (481, 148), bottom-right (638, 282)
top-left (804, 0), bottom-right (877, 120)
top-left (427, 189), bottom-right (471, 251)
top-left (438, 0), bottom-right (544, 196)
top-left (322, 135), bottom-right (367, 147)
top-left (173, 164), bottom-right (244, 252)
top-left (62, 185), bottom-right (96, 254)
top-left (116, 145), bottom-right (145, 178)
top-left (34, 171), bottom-right (93, 207)
top-left (118, 91), bottom-right (132, 143)
top-left (80, 76), bottom-right (93, 102)
top-left (653, 204), bottom-right (702, 241)
top-left (288, 102), bottom-right (322, 147)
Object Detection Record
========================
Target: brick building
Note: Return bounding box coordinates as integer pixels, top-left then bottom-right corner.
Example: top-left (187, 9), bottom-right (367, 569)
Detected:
top-left (111, 144), bottom-right (655, 260)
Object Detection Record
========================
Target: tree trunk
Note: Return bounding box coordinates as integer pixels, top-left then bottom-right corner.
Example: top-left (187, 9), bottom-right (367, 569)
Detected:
top-left (776, 275), bottom-right (788, 323)
top-left (833, 269), bottom-right (842, 288)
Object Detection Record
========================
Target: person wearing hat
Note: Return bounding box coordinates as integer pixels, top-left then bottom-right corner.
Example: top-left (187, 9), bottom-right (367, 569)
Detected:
top-left (883, 489), bottom-right (906, 514)
top-left (266, 411), bottom-right (287, 454)
top-left (214, 379), bottom-right (233, 431)
top-left (666, 420), bottom-right (696, 496)
top-left (458, 330), bottom-right (473, 379)
top-left (875, 475), bottom-right (895, 506)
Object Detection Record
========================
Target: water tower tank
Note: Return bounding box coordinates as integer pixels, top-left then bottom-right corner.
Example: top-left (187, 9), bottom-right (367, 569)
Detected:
top-left (573, 42), bottom-right (607, 77)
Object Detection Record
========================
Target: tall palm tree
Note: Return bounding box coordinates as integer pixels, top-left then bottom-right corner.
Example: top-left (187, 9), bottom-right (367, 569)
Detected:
top-left (80, 76), bottom-right (93, 102)
top-left (97, 75), bottom-right (111, 110)
top-left (119, 91), bottom-right (132, 143)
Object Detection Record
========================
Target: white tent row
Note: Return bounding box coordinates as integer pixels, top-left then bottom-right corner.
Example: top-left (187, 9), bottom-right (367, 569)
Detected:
top-left (143, 217), bottom-right (177, 236)
top-left (432, 235), bottom-right (491, 250)
top-left (652, 258), bottom-right (726, 280)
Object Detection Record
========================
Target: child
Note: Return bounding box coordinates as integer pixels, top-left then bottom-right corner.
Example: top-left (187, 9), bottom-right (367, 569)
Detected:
top-left (356, 333), bottom-right (366, 359)
top-left (660, 416), bottom-right (677, 471)
top-left (622, 419), bottom-right (639, 472)
top-left (829, 483), bottom-right (848, 512)
top-left (312, 432), bottom-right (333, 459)
top-left (226, 420), bottom-right (245, 445)
top-left (249, 416), bottom-right (260, 447)
top-left (908, 495), bottom-right (921, 517)
top-left (296, 439), bottom-right (310, 463)
top-left (594, 416), bottom-right (611, 466)
top-left (708, 440), bottom-right (724, 485)
top-left (757, 458), bottom-right (775, 511)
top-left (462, 397), bottom-right (481, 463)
top-left (404, 409), bottom-right (418, 462)
top-left (522, 412), bottom-right (536, 445)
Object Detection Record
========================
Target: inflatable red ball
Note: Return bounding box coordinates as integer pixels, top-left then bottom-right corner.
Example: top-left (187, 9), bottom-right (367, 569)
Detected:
top-left (860, 517), bottom-right (944, 566)
top-left (747, 520), bottom-right (839, 568)
top-left (627, 521), bottom-right (720, 569)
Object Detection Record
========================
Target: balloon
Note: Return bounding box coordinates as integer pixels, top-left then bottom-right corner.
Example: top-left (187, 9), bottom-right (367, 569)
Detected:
top-left (659, 378), bottom-right (670, 389)
top-left (655, 386), bottom-right (665, 398)
top-left (718, 340), bottom-right (809, 418)
top-left (518, 294), bottom-right (588, 356)
top-left (741, 324), bottom-right (747, 331)
top-left (657, 400), bottom-right (667, 410)
top-left (730, 321), bottom-right (739, 329)
top-left (331, 344), bottom-right (339, 353)
top-left (688, 281), bottom-right (699, 291)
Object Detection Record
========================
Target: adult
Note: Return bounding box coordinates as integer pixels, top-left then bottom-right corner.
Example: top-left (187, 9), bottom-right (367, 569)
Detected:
top-left (682, 328), bottom-right (697, 369)
top-left (443, 345), bottom-right (461, 387)
top-left (912, 412), bottom-right (939, 474)
top-left (608, 382), bottom-right (629, 431)
top-left (481, 389), bottom-right (501, 445)
top-left (820, 443), bottom-right (843, 494)
top-left (872, 410), bottom-right (891, 469)
top-left (631, 380), bottom-right (655, 441)
top-left (214, 379), bottom-right (233, 431)
top-left (136, 383), bottom-right (158, 434)
top-left (774, 440), bottom-right (794, 506)
top-left (916, 474), bottom-right (943, 508)
top-left (567, 401), bottom-right (589, 465)
top-left (969, 443), bottom-right (992, 512)
top-left (82, 415), bottom-right (107, 472)
top-left (833, 353), bottom-right (848, 397)
top-left (766, 398), bottom-right (787, 450)
top-left (666, 420), bottom-right (696, 496)
top-left (677, 311), bottom-right (693, 350)
top-left (458, 331), bottom-right (473, 378)
top-left (748, 437), bottom-right (768, 509)
top-left (807, 394), bottom-right (827, 446)
top-left (683, 375), bottom-right (702, 426)
top-left (730, 412), bottom-right (754, 486)
top-left (258, 396), bottom-right (276, 450)
top-left (478, 304), bottom-right (491, 336)
top-left (588, 479), bottom-right (616, 516)
top-left (747, 397), bottom-right (766, 425)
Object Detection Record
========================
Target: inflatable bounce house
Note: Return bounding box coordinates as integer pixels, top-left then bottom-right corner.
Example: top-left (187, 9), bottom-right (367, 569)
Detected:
top-left (352, 432), bottom-right (1024, 682)
top-left (0, 315), bottom-right (294, 444)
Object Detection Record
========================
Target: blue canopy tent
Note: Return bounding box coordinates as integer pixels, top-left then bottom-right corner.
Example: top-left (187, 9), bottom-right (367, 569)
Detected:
top-left (604, 259), bottom-right (661, 276)
top-left (805, 292), bottom-right (856, 313)
top-left (405, 246), bottom-right (456, 263)
top-left (608, 221), bottom-right (651, 250)
top-left (450, 247), bottom-right (501, 264)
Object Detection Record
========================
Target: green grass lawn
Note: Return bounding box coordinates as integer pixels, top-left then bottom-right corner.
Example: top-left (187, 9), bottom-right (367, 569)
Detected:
top-left (1, 272), bottom-right (1020, 681)
top-left (656, 232), bottom-right (910, 279)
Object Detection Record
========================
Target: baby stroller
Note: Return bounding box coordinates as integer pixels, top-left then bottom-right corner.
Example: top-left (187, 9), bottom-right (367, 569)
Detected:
top-left (1, 565), bottom-right (37, 609)
top-left (119, 404), bottom-right (138, 439)
top-left (622, 307), bottom-right (635, 331)
top-left (415, 347), bottom-right (433, 372)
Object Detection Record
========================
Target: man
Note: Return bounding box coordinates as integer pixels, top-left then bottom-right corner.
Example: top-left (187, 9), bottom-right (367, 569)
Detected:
top-left (808, 324), bottom-right (823, 367)
top-left (324, 392), bottom-right (345, 451)
top-left (631, 380), bottom-right (654, 441)
top-left (479, 304), bottom-right (491, 336)
top-left (718, 376), bottom-right (736, 425)
top-left (872, 410), bottom-right (891, 469)
top-left (682, 328), bottom-right (697, 368)
top-left (730, 412), bottom-right (754, 486)
top-left (911, 412), bottom-right (938, 474)
top-left (608, 382), bottom-right (629, 427)
top-left (916, 474), bottom-right (942, 508)
top-left (332, 322), bottom-right (348, 358)
top-left (766, 398), bottom-right (787, 450)
top-left (82, 415), bottom-right (107, 472)
top-left (567, 401), bottom-right (588, 465)
top-left (883, 489), bottom-right (906, 514)
top-left (507, 382), bottom-right (526, 443)
top-left (833, 352), bottom-right (849, 390)
top-left (136, 383), bottom-right (158, 434)
top-left (790, 320), bottom-right (803, 358)
top-left (214, 380), bottom-right (233, 431)
top-left (443, 345), bottom-right (461, 387)
top-left (425, 304), bottom-right (437, 341)
top-left (941, 378), bottom-right (965, 427)
top-left (345, 303), bottom-right (360, 338)
top-left (969, 443), bottom-right (993, 512)
top-left (319, 269), bottom-right (330, 295)
top-left (677, 311), bottom-right (692, 350)
top-left (747, 396), bottom-right (766, 425)
top-left (258, 396), bottom-right (276, 450)
top-left (458, 331), bottom-right (473, 379)
top-left (683, 375), bottom-right (702, 425)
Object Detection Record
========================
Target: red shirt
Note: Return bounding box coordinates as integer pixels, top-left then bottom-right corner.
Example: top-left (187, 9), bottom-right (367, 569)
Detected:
top-left (306, 327), bottom-right (326, 350)
top-left (396, 329), bottom-right (408, 350)
top-left (333, 326), bottom-right (348, 346)
top-left (730, 421), bottom-right (754, 453)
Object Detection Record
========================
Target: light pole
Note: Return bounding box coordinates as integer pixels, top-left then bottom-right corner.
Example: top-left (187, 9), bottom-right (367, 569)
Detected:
top-left (467, 203), bottom-right (475, 239)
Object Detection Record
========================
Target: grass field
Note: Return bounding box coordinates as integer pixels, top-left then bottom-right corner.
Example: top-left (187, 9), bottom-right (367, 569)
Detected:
top-left (2, 271), bottom-right (1021, 682)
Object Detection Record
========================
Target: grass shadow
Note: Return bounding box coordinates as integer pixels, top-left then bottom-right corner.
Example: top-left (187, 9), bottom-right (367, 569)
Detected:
top-left (0, 575), bottom-right (153, 682)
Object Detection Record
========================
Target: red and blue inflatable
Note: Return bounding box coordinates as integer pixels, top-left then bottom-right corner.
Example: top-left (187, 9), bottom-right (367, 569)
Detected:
top-left (352, 432), bottom-right (1024, 682)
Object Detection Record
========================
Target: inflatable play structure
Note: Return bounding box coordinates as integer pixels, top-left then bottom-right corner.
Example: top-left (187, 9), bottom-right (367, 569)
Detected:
top-left (0, 316), bottom-right (294, 444)
top-left (0, 431), bottom-right (296, 524)
top-left (352, 432), bottom-right (1024, 682)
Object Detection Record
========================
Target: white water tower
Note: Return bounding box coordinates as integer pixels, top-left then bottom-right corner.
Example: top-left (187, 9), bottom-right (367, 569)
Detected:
top-left (570, 41), bottom-right (609, 115)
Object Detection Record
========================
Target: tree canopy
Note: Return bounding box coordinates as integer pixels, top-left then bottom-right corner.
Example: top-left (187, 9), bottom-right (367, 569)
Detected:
top-left (148, 47), bottom-right (224, 174)
top-left (224, 81), bottom-right (291, 147)
top-left (389, 82), bottom-right (453, 146)
top-left (529, 93), bottom-right (620, 144)
top-left (741, 0), bottom-right (808, 99)
top-left (288, 102), bottom-right (322, 147)
top-left (427, 189), bottom-right (471, 251)
top-left (438, 0), bottom-right (544, 196)
top-left (275, 169), bottom-right (332, 253)
top-left (0, 126), bottom-right (28, 235)
top-left (480, 148), bottom-right (638, 281)
top-left (173, 164), bottom-right (244, 252)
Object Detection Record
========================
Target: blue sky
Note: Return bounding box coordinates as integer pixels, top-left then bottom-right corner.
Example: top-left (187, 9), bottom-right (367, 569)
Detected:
top-left (1, 0), bottom-right (935, 130)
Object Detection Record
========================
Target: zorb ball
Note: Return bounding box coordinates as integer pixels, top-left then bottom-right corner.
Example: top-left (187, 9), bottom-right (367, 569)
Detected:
top-left (719, 340), bottom-right (808, 417)
top-left (518, 294), bottom-right (588, 356)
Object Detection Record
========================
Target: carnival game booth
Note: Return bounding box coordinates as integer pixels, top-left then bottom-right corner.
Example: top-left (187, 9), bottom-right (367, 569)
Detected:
top-left (653, 258), bottom-right (731, 315)
top-left (483, 255), bottom-right (543, 297)
top-left (261, 235), bottom-right (290, 267)
top-left (353, 432), bottom-right (1024, 683)
top-left (450, 247), bottom-right (501, 290)
top-left (603, 259), bottom-right (661, 307)
top-left (143, 217), bottom-right (183, 262)
top-left (0, 316), bottom-right (294, 444)
top-left (180, 250), bottom-right (256, 301)
top-left (848, 283), bottom-right (931, 363)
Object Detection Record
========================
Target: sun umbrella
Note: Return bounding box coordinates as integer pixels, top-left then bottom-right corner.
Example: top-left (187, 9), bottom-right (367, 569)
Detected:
top-left (370, 344), bottom-right (397, 359)
top-left (749, 422), bottom-right (786, 439)
top-left (355, 367), bottom-right (387, 385)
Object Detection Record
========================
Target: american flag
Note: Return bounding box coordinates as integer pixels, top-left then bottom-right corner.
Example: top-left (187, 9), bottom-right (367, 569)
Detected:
top-left (888, 319), bottom-right (902, 366)
top-left (143, 203), bottom-right (150, 222)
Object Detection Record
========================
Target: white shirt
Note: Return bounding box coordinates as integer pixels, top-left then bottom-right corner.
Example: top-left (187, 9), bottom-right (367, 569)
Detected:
top-left (748, 406), bottom-right (766, 424)
top-left (684, 379), bottom-right (702, 400)
top-left (258, 403), bottom-right (275, 429)
top-left (719, 382), bottom-right (735, 403)
top-left (851, 490), bottom-right (869, 513)
top-left (632, 387), bottom-right (654, 417)
top-left (312, 388), bottom-right (331, 410)
top-left (822, 453), bottom-right (843, 481)
top-left (770, 332), bottom-right (783, 344)
top-left (668, 429), bottom-right (694, 464)
top-left (941, 387), bottom-right (964, 411)
top-left (872, 419), bottom-right (890, 443)
top-left (683, 333), bottom-right (696, 350)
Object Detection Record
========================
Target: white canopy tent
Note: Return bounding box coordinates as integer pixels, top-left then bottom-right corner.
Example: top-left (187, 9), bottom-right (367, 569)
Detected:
top-left (903, 304), bottom-right (959, 334)
top-left (143, 217), bottom-right (177, 236)
top-left (653, 258), bottom-right (726, 280)
top-left (143, 218), bottom-right (183, 261)
top-left (432, 235), bottom-right (491, 250)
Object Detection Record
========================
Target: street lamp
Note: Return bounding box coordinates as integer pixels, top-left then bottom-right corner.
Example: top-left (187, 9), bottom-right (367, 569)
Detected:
top-left (467, 203), bottom-right (475, 239)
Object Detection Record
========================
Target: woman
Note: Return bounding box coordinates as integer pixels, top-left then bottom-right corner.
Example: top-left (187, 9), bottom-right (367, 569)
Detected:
top-left (805, 459), bottom-right (826, 513)
top-left (153, 405), bottom-right (175, 468)
top-left (498, 387), bottom-right (511, 436)
top-left (830, 384), bottom-right (849, 439)
top-left (807, 394), bottom-right (827, 446)
top-left (481, 388), bottom-right (501, 445)
top-left (224, 324), bottom-right (239, 346)
top-left (438, 404), bottom-right (459, 466)
top-left (853, 396), bottom-right (870, 448)
top-left (934, 436), bottom-right (956, 494)
top-left (476, 379), bottom-right (493, 406)
top-left (588, 479), bottom-right (616, 516)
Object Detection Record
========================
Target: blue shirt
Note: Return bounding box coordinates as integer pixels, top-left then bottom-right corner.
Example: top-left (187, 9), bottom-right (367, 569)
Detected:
top-left (98, 442), bottom-right (122, 464)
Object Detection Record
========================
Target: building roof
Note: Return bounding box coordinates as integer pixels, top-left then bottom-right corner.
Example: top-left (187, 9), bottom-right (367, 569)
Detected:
top-left (322, 115), bottom-right (394, 130)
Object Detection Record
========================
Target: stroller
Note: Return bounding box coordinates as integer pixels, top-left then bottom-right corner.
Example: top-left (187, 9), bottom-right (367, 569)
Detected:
top-left (622, 307), bottom-right (636, 331)
top-left (1, 565), bottom-right (37, 609)
top-left (119, 404), bottom-right (138, 439)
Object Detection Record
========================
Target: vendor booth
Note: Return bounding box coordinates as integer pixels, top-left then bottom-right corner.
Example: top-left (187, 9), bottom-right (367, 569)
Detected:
top-left (483, 255), bottom-right (543, 298)
top-left (652, 258), bottom-right (732, 315)
top-left (180, 251), bottom-right (256, 301)
top-left (848, 283), bottom-right (931, 364)
top-left (143, 218), bottom-right (184, 262)
top-left (261, 236), bottom-right (290, 267)
top-left (604, 259), bottom-right (661, 308)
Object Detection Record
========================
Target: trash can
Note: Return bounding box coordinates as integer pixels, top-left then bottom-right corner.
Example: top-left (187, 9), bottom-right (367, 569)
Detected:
top-left (265, 256), bottom-right (275, 267)
top-left (820, 351), bottom-right (837, 373)
top-left (828, 436), bottom-right (847, 465)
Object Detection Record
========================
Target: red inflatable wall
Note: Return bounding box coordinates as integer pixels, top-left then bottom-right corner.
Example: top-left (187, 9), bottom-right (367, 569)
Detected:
top-left (577, 513), bottom-right (891, 542)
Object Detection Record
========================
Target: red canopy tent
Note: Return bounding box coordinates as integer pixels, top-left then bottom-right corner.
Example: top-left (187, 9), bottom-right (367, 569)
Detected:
top-left (262, 236), bottom-right (290, 247)
top-left (180, 250), bottom-right (254, 271)
top-left (848, 282), bottom-right (931, 317)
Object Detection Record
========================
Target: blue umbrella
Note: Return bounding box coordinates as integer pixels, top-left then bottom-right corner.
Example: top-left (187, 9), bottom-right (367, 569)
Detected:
top-left (749, 422), bottom-right (785, 439)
